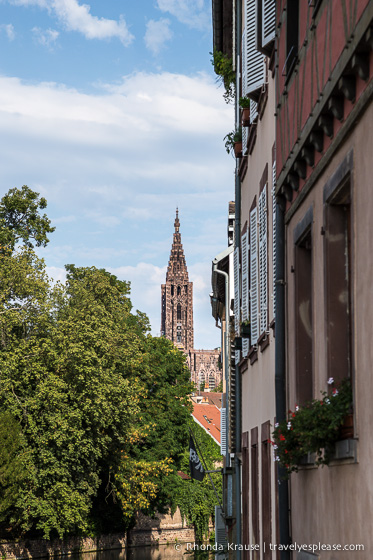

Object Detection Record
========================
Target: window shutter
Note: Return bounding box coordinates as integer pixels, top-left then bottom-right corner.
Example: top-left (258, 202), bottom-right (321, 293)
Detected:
top-left (234, 247), bottom-right (240, 335)
top-left (242, 28), bottom-right (247, 97)
top-left (241, 230), bottom-right (249, 357)
top-left (272, 161), bottom-right (276, 320)
top-left (245, 0), bottom-right (265, 99)
top-left (259, 187), bottom-right (268, 335)
top-left (220, 408), bottom-right (227, 456)
top-left (250, 207), bottom-right (259, 345)
top-left (262, 0), bottom-right (276, 48)
top-left (250, 100), bottom-right (258, 123)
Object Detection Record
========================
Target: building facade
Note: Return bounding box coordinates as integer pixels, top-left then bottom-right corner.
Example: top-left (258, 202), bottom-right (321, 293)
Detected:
top-left (211, 0), bottom-right (372, 558)
top-left (161, 210), bottom-right (222, 390)
top-left (276, 1), bottom-right (373, 558)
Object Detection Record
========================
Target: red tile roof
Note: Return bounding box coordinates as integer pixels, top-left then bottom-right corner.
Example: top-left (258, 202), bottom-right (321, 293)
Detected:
top-left (192, 403), bottom-right (221, 446)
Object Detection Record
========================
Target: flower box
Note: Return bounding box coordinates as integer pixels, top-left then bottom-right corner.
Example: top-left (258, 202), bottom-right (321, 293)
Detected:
top-left (234, 142), bottom-right (242, 158)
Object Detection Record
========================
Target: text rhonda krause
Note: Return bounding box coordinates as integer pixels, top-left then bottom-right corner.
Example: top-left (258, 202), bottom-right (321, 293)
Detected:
top-left (185, 542), bottom-right (365, 552)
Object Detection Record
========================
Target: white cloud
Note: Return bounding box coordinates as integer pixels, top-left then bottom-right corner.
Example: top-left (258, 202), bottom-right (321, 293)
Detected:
top-left (156, 0), bottom-right (210, 30)
top-left (0, 24), bottom-right (15, 40)
top-left (0, 71), bottom-right (233, 348)
top-left (7, 0), bottom-right (134, 45)
top-left (144, 18), bottom-right (173, 55)
top-left (32, 27), bottom-right (59, 48)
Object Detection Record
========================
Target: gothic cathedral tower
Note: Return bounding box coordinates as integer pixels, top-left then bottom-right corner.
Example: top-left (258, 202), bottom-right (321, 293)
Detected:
top-left (161, 209), bottom-right (194, 352)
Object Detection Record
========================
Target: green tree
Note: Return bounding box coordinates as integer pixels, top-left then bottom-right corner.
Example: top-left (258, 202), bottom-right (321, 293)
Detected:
top-left (172, 421), bottom-right (222, 542)
top-left (0, 413), bottom-right (29, 537)
top-left (0, 186), bottom-right (55, 251)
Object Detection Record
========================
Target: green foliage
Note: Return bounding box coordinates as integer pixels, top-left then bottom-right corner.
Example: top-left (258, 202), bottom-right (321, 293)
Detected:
top-left (239, 97), bottom-right (251, 108)
top-left (210, 49), bottom-right (236, 104)
top-left (0, 186), bottom-right (220, 540)
top-left (172, 422), bottom-right (222, 542)
top-left (272, 379), bottom-right (352, 477)
top-left (0, 413), bottom-right (29, 536)
top-left (224, 127), bottom-right (242, 155)
top-left (0, 186), bottom-right (55, 251)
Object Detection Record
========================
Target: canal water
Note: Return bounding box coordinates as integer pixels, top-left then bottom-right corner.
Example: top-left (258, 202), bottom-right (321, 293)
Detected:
top-left (73, 545), bottom-right (218, 560)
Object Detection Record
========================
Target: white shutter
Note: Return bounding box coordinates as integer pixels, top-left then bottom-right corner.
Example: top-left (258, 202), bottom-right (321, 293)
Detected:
top-left (241, 28), bottom-right (248, 154)
top-left (259, 187), bottom-right (268, 335)
top-left (250, 100), bottom-right (258, 123)
top-left (262, 0), bottom-right (276, 48)
top-left (234, 247), bottom-right (240, 335)
top-left (250, 207), bottom-right (259, 345)
top-left (235, 348), bottom-right (241, 365)
top-left (241, 230), bottom-right (249, 357)
top-left (245, 0), bottom-right (265, 98)
top-left (272, 161), bottom-right (276, 320)
top-left (220, 408), bottom-right (227, 456)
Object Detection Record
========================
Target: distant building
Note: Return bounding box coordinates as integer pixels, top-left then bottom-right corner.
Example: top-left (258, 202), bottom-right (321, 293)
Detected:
top-left (161, 210), bottom-right (222, 390)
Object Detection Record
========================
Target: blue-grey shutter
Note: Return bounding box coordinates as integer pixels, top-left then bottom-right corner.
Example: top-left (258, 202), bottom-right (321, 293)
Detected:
top-left (250, 207), bottom-right (259, 345)
top-left (241, 230), bottom-right (249, 357)
top-left (259, 187), bottom-right (268, 335)
top-left (245, 0), bottom-right (265, 99)
top-left (262, 0), bottom-right (276, 48)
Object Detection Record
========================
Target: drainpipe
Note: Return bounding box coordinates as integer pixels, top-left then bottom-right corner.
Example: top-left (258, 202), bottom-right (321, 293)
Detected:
top-left (212, 263), bottom-right (230, 463)
top-left (235, 0), bottom-right (242, 558)
top-left (275, 202), bottom-right (291, 559)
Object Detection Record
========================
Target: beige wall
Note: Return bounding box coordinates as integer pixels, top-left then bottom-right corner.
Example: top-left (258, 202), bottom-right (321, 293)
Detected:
top-left (285, 101), bottom-right (373, 558)
top-left (240, 72), bottom-right (277, 559)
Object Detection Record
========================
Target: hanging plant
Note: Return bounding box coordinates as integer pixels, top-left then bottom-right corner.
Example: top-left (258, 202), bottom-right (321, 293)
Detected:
top-left (211, 49), bottom-right (236, 104)
top-left (270, 378), bottom-right (353, 478)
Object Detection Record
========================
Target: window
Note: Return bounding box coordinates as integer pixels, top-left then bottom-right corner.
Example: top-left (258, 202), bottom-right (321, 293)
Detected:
top-left (285, 0), bottom-right (299, 78)
top-left (324, 167), bottom-right (352, 385)
top-left (261, 422), bottom-right (272, 559)
top-left (177, 304), bottom-right (181, 320)
top-left (251, 428), bottom-right (260, 550)
top-left (294, 216), bottom-right (313, 405)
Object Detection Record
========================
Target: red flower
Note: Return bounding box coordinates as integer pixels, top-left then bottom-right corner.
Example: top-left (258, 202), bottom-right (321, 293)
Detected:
top-left (280, 434), bottom-right (286, 441)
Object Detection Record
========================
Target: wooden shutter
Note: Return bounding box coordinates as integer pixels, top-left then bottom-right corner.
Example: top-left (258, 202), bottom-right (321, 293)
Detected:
top-left (259, 187), bottom-right (268, 335)
top-left (272, 161), bottom-right (276, 320)
top-left (234, 246), bottom-right (240, 335)
top-left (262, 0), bottom-right (275, 48)
top-left (245, 0), bottom-right (265, 99)
top-left (241, 230), bottom-right (249, 358)
top-left (250, 207), bottom-right (259, 345)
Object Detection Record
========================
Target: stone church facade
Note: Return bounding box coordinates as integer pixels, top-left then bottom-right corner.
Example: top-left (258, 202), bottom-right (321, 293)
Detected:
top-left (161, 210), bottom-right (221, 390)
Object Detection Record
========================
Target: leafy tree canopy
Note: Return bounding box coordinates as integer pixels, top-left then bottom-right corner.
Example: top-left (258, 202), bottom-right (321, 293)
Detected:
top-left (0, 185), bottom-right (55, 250)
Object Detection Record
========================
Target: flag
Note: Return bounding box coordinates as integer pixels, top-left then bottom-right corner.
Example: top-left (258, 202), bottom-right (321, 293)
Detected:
top-left (189, 435), bottom-right (205, 481)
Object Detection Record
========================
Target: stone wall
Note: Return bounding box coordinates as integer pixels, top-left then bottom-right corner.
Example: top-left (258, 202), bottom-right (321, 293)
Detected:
top-left (0, 534), bottom-right (127, 560)
top-left (128, 509), bottom-right (195, 547)
top-left (0, 511), bottom-right (195, 559)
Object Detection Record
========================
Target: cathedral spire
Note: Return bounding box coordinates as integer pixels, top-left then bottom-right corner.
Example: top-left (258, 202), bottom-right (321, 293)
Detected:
top-left (161, 209), bottom-right (194, 352)
top-left (166, 208), bottom-right (188, 282)
top-left (174, 207), bottom-right (180, 232)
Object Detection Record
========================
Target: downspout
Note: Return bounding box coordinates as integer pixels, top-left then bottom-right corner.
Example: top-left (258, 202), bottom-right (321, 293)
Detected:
top-left (235, 0), bottom-right (242, 558)
top-left (274, 202), bottom-right (291, 559)
top-left (212, 263), bottom-right (230, 463)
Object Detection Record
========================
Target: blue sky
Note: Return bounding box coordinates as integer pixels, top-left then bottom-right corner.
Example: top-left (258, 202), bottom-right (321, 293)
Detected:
top-left (0, 0), bottom-right (234, 348)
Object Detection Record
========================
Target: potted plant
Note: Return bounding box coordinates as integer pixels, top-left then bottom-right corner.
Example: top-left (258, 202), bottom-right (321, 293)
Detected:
top-left (270, 378), bottom-right (353, 478)
top-left (239, 97), bottom-right (251, 127)
top-left (224, 127), bottom-right (242, 158)
top-left (241, 320), bottom-right (251, 338)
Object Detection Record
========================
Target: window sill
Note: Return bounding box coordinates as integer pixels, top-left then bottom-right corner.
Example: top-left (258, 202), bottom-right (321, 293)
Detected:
top-left (248, 346), bottom-right (258, 365)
